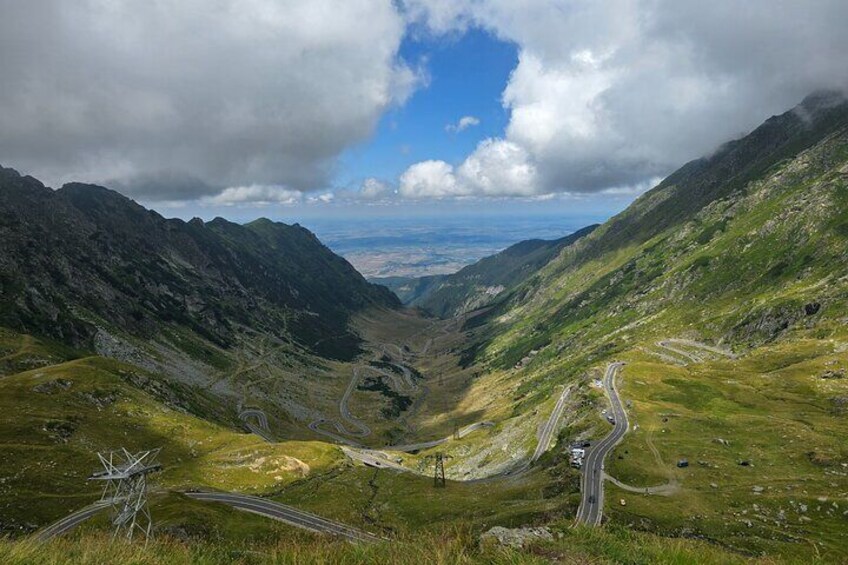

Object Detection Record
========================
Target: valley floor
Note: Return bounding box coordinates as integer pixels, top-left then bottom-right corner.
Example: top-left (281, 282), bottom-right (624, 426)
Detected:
top-left (3, 308), bottom-right (848, 563)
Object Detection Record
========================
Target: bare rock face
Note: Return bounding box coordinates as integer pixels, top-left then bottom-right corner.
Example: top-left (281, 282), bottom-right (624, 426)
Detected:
top-left (32, 379), bottom-right (73, 394)
top-left (480, 526), bottom-right (553, 549)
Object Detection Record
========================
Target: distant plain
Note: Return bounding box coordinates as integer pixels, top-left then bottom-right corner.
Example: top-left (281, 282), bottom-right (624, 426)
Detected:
top-left (304, 215), bottom-right (602, 278)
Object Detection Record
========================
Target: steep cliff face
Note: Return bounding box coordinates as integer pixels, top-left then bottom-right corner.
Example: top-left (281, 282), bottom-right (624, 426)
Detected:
top-left (0, 170), bottom-right (398, 360)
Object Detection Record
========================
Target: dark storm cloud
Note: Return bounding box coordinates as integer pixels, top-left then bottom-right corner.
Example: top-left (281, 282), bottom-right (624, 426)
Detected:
top-left (0, 0), bottom-right (420, 200)
top-left (109, 172), bottom-right (220, 202)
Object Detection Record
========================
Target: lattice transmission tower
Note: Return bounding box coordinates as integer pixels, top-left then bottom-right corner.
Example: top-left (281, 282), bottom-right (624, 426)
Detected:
top-left (433, 452), bottom-right (449, 488)
top-left (88, 448), bottom-right (162, 541)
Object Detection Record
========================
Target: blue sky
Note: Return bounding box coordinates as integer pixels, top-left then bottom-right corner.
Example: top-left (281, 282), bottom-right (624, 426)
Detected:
top-left (147, 23), bottom-right (644, 223)
top-left (3, 2), bottom-right (846, 225)
top-left (167, 24), bottom-right (647, 224)
top-left (337, 28), bottom-right (517, 187)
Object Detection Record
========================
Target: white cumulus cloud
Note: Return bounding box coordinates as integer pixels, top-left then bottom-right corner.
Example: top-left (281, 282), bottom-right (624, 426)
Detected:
top-left (399, 140), bottom-right (538, 198)
top-left (399, 160), bottom-right (467, 198)
top-left (359, 178), bottom-right (393, 199)
top-left (445, 115), bottom-right (481, 132)
top-left (402, 0), bottom-right (848, 197)
top-left (457, 139), bottom-right (538, 196)
top-left (0, 0), bottom-right (423, 202)
top-left (207, 185), bottom-right (303, 206)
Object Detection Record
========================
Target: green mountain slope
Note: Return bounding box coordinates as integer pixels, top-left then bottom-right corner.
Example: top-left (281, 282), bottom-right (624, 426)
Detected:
top-left (0, 171), bottom-right (398, 361)
top-left (370, 274), bottom-right (447, 305)
top-left (377, 224), bottom-right (598, 317)
top-left (469, 91), bottom-right (848, 374)
top-left (442, 90), bottom-right (848, 559)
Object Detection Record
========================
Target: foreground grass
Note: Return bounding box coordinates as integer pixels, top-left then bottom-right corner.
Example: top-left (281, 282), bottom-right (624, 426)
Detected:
top-left (606, 337), bottom-right (848, 561)
top-left (1, 524), bottom-right (770, 564)
top-left (0, 342), bottom-right (341, 534)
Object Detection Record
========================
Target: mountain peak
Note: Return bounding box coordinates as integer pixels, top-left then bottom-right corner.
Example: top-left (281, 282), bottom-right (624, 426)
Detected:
top-left (797, 88), bottom-right (848, 115)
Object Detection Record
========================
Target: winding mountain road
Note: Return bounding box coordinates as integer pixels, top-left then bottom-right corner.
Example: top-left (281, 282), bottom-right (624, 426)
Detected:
top-left (656, 339), bottom-right (736, 364)
top-left (308, 366), bottom-right (372, 443)
top-left (340, 447), bottom-right (411, 472)
top-left (347, 385), bottom-right (572, 480)
top-left (667, 339), bottom-right (736, 359)
top-left (575, 362), bottom-right (627, 526)
top-left (335, 367), bottom-right (372, 437)
top-left (240, 327), bottom-right (574, 482)
top-left (239, 409), bottom-right (275, 443)
top-left (531, 385), bottom-right (573, 464)
top-left (184, 491), bottom-right (379, 542)
top-left (37, 487), bottom-right (378, 542)
top-left (382, 420), bottom-right (495, 453)
top-left (35, 501), bottom-right (111, 541)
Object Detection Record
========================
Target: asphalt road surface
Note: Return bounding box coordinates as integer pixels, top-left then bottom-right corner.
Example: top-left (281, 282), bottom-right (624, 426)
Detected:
top-left (530, 385), bottom-right (573, 464)
top-left (309, 366), bottom-right (372, 443)
top-left (38, 491), bottom-right (378, 543)
top-left (348, 384), bottom-right (571, 479)
top-left (336, 367), bottom-right (372, 437)
top-left (575, 362), bottom-right (628, 526)
top-left (657, 339), bottom-right (736, 364)
top-left (341, 447), bottom-right (411, 472)
top-left (184, 491), bottom-right (379, 542)
top-left (382, 420), bottom-right (495, 453)
top-left (35, 500), bottom-right (111, 541)
top-left (239, 409), bottom-right (276, 442)
top-left (657, 341), bottom-right (703, 363)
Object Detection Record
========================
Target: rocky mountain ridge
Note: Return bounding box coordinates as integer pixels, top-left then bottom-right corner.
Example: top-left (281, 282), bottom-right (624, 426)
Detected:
top-left (0, 169), bottom-right (398, 361)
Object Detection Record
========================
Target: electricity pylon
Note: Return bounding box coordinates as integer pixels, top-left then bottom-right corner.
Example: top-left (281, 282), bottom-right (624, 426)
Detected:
top-left (88, 448), bottom-right (162, 541)
top-left (425, 452), bottom-right (451, 488)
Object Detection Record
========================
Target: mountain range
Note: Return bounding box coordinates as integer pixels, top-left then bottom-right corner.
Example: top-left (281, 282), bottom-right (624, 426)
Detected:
top-left (0, 170), bottom-right (397, 361)
top-left (2, 90), bottom-right (848, 562)
top-left (374, 223), bottom-right (598, 317)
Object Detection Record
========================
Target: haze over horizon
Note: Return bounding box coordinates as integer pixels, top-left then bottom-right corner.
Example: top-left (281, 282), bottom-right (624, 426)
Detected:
top-left (2, 1), bottom-right (847, 223)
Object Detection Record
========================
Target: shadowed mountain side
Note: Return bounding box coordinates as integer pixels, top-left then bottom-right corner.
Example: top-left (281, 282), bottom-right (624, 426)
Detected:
top-left (0, 171), bottom-right (399, 361)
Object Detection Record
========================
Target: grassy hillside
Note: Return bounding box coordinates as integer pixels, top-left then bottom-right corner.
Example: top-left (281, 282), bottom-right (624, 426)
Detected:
top-left (0, 330), bottom-right (341, 536)
top-left (378, 225), bottom-right (598, 318)
top-left (448, 92), bottom-right (848, 559)
top-left (604, 337), bottom-right (848, 560)
top-left (0, 328), bottom-right (772, 563)
top-left (0, 523), bottom-right (761, 564)
top-left (471, 92), bottom-right (848, 382)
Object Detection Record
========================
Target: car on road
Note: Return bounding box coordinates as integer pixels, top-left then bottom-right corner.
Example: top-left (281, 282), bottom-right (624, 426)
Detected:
top-left (606, 415), bottom-right (616, 424)
top-left (588, 495), bottom-right (596, 504)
